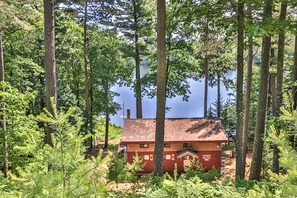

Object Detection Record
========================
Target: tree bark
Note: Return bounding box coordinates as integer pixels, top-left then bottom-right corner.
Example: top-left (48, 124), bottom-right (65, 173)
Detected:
top-left (103, 80), bottom-right (109, 148)
top-left (293, 35), bottom-right (297, 110)
top-left (249, 0), bottom-right (273, 181)
top-left (84, 0), bottom-right (90, 134)
top-left (104, 112), bottom-right (109, 149)
top-left (204, 56), bottom-right (209, 117)
top-left (217, 72), bottom-right (221, 118)
top-left (242, 33), bottom-right (253, 178)
top-left (0, 33), bottom-right (8, 178)
top-left (267, 47), bottom-right (277, 115)
top-left (133, 0), bottom-right (143, 118)
top-left (154, 0), bottom-right (166, 176)
top-left (44, 0), bottom-right (57, 145)
top-left (203, 21), bottom-right (209, 118)
top-left (268, 73), bottom-right (277, 117)
top-left (90, 53), bottom-right (93, 149)
top-left (235, 0), bottom-right (245, 180)
top-left (273, 2), bottom-right (287, 174)
top-left (291, 35), bottom-right (297, 148)
top-left (270, 73), bottom-right (277, 115)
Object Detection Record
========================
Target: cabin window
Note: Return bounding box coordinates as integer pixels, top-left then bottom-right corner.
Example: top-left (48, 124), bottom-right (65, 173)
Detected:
top-left (163, 154), bottom-right (171, 160)
top-left (144, 155), bottom-right (150, 160)
top-left (172, 154), bottom-right (175, 160)
top-left (165, 154), bottom-right (171, 160)
top-left (164, 143), bottom-right (170, 148)
top-left (183, 143), bottom-right (192, 148)
top-left (139, 144), bottom-right (149, 148)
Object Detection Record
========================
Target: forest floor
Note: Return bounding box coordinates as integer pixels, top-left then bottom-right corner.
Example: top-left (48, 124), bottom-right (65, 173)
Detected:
top-left (220, 150), bottom-right (253, 181)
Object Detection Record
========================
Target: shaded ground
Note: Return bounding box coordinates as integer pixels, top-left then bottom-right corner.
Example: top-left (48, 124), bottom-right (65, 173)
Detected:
top-left (220, 150), bottom-right (252, 180)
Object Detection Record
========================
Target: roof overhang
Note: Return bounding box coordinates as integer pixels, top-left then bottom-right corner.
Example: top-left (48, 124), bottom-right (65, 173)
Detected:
top-left (120, 140), bottom-right (228, 144)
top-left (177, 150), bottom-right (198, 159)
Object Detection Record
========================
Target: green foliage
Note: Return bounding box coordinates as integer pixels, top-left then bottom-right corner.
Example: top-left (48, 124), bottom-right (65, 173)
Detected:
top-left (126, 153), bottom-right (145, 183)
top-left (0, 83), bottom-right (39, 173)
top-left (89, 29), bottom-right (132, 117)
top-left (196, 169), bottom-right (220, 182)
top-left (0, 100), bottom-right (110, 197)
top-left (265, 103), bottom-right (297, 197)
top-left (109, 124), bottom-right (122, 141)
top-left (108, 154), bottom-right (129, 185)
top-left (183, 160), bottom-right (220, 182)
top-left (138, 176), bottom-right (243, 198)
top-left (221, 96), bottom-right (237, 135)
top-left (1, 1), bottom-right (297, 197)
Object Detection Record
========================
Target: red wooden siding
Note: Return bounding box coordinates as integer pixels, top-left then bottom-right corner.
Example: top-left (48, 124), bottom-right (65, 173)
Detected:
top-left (126, 150), bottom-right (222, 173)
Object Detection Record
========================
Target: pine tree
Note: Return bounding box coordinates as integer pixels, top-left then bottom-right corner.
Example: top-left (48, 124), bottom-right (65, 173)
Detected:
top-left (250, 0), bottom-right (273, 180)
top-left (0, 33), bottom-right (8, 178)
top-left (235, 0), bottom-right (245, 179)
top-left (44, 0), bottom-right (57, 145)
top-left (273, 1), bottom-right (287, 174)
top-left (154, 0), bottom-right (166, 176)
top-left (113, 0), bottom-right (153, 118)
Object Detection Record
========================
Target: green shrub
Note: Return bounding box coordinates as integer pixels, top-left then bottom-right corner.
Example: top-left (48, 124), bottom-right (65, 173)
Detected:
top-left (138, 176), bottom-right (243, 198)
top-left (196, 168), bottom-right (220, 182)
top-left (184, 162), bottom-right (220, 182)
top-left (1, 101), bottom-right (110, 197)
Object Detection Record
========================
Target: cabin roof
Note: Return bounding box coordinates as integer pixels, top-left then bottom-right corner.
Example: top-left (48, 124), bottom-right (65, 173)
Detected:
top-left (120, 118), bottom-right (228, 143)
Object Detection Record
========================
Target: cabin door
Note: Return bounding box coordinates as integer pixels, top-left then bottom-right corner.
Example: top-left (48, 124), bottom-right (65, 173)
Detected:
top-left (183, 156), bottom-right (191, 167)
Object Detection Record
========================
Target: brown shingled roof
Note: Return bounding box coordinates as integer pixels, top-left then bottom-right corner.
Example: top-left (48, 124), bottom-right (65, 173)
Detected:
top-left (120, 118), bottom-right (228, 143)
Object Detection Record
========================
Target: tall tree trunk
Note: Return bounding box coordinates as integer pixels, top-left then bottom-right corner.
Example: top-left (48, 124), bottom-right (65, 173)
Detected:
top-left (37, 38), bottom-right (46, 115)
top-left (104, 81), bottom-right (109, 148)
top-left (242, 27), bottom-right (253, 178)
top-left (84, 0), bottom-right (90, 134)
top-left (44, 0), bottom-right (57, 145)
top-left (291, 35), bottom-right (297, 147)
top-left (133, 0), bottom-right (142, 118)
top-left (273, 2), bottom-right (287, 174)
top-left (293, 35), bottom-right (297, 110)
top-left (0, 33), bottom-right (8, 178)
top-left (154, 0), bottom-right (166, 176)
top-left (104, 111), bottom-right (109, 149)
top-left (204, 56), bottom-right (209, 117)
top-left (270, 73), bottom-right (277, 116)
top-left (235, 0), bottom-right (245, 180)
top-left (89, 56), bottom-right (93, 149)
top-left (249, 0), bottom-right (273, 181)
top-left (267, 47), bottom-right (275, 116)
top-left (217, 72), bottom-right (221, 118)
top-left (203, 21), bottom-right (209, 118)
top-left (71, 55), bottom-right (80, 107)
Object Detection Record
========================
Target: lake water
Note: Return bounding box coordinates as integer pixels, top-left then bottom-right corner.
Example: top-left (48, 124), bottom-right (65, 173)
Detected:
top-left (110, 71), bottom-right (236, 126)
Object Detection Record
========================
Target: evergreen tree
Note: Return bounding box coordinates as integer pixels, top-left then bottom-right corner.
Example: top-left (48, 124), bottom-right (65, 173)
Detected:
top-left (88, 29), bottom-right (132, 148)
top-left (250, 0), bottom-right (273, 181)
top-left (43, 0), bottom-right (57, 145)
top-left (235, 0), bottom-right (245, 180)
top-left (273, 1), bottom-right (288, 174)
top-left (0, 33), bottom-right (8, 178)
top-left (242, 3), bottom-right (254, 179)
top-left (113, 0), bottom-right (154, 118)
top-left (154, 0), bottom-right (166, 176)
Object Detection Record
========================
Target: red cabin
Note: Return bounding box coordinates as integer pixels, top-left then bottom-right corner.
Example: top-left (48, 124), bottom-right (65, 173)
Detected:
top-left (120, 118), bottom-right (228, 173)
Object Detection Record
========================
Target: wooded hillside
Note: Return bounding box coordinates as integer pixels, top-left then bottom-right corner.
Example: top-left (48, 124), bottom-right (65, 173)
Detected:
top-left (0, 0), bottom-right (297, 197)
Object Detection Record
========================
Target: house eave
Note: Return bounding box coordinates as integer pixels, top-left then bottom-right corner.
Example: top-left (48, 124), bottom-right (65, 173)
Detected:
top-left (120, 139), bottom-right (228, 144)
